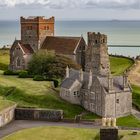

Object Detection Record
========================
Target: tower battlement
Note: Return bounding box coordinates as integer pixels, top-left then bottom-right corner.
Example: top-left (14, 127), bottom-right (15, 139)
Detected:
top-left (86, 32), bottom-right (110, 76)
top-left (20, 16), bottom-right (55, 52)
top-left (20, 16), bottom-right (55, 23)
top-left (87, 32), bottom-right (107, 46)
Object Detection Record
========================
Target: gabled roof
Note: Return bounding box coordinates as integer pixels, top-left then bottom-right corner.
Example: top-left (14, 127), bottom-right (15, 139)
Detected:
top-left (41, 36), bottom-right (84, 55)
top-left (11, 40), bottom-right (34, 54)
top-left (61, 69), bottom-right (131, 93)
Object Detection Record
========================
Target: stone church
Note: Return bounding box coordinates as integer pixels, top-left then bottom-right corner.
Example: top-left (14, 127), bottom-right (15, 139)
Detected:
top-left (60, 32), bottom-right (132, 118)
top-left (9, 16), bottom-right (86, 70)
top-left (9, 16), bottom-right (132, 118)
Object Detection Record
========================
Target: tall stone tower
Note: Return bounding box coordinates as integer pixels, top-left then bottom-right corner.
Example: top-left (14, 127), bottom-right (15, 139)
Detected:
top-left (20, 16), bottom-right (55, 52)
top-left (85, 32), bottom-right (110, 76)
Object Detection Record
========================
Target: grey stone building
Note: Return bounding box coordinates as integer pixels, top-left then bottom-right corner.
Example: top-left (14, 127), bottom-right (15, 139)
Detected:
top-left (60, 32), bottom-right (132, 118)
top-left (9, 16), bottom-right (86, 71)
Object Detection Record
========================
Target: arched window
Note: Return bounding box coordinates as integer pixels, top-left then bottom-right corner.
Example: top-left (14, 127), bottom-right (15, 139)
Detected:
top-left (95, 40), bottom-right (98, 44)
top-left (16, 57), bottom-right (21, 67)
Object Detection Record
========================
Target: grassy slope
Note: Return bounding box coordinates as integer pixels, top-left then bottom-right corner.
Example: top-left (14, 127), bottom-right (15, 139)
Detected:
top-left (2, 127), bottom-right (99, 140)
top-left (110, 56), bottom-right (134, 75)
top-left (117, 115), bottom-right (140, 127)
top-left (0, 49), bottom-right (9, 71)
top-left (0, 99), bottom-right (15, 112)
top-left (131, 85), bottom-right (140, 108)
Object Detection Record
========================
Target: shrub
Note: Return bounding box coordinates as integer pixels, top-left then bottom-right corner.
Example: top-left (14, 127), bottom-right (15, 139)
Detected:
top-left (52, 79), bottom-right (59, 88)
top-left (45, 78), bottom-right (59, 88)
top-left (18, 71), bottom-right (29, 78)
top-left (4, 70), bottom-right (19, 75)
top-left (33, 75), bottom-right (44, 81)
top-left (28, 50), bottom-right (81, 79)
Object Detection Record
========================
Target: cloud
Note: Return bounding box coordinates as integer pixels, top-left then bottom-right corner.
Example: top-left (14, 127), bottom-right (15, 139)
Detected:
top-left (0, 0), bottom-right (140, 9)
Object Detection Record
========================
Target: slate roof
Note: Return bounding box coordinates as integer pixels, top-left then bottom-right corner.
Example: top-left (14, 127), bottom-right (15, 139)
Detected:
top-left (61, 78), bottom-right (77, 89)
top-left (12, 40), bottom-right (34, 54)
top-left (41, 36), bottom-right (83, 55)
top-left (61, 69), bottom-right (131, 93)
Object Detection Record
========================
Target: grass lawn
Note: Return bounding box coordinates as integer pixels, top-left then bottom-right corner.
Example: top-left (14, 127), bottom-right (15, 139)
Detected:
top-left (119, 130), bottom-right (140, 140)
top-left (2, 126), bottom-right (140, 140)
top-left (0, 49), bottom-right (9, 71)
top-left (0, 73), bottom-right (85, 118)
top-left (117, 115), bottom-right (140, 127)
top-left (110, 56), bottom-right (134, 75)
top-left (2, 126), bottom-right (99, 140)
top-left (132, 85), bottom-right (140, 108)
top-left (0, 99), bottom-right (15, 112)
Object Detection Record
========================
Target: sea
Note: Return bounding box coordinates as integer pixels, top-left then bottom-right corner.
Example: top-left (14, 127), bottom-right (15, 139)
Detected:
top-left (0, 20), bottom-right (140, 57)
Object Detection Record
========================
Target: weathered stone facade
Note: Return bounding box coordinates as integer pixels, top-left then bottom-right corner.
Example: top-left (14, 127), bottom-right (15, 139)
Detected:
top-left (21, 16), bottom-right (55, 52)
top-left (85, 32), bottom-right (110, 76)
top-left (15, 108), bottom-right (63, 121)
top-left (0, 104), bottom-right (16, 127)
top-left (60, 32), bottom-right (132, 118)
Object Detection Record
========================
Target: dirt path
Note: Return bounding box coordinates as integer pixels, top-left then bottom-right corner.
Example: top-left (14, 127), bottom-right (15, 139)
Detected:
top-left (128, 60), bottom-right (140, 86)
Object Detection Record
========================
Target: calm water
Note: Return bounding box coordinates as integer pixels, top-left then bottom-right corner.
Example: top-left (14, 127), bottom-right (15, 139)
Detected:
top-left (0, 20), bottom-right (140, 57)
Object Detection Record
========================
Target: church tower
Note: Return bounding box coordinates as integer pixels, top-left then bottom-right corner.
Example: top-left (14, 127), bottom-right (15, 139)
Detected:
top-left (85, 32), bottom-right (110, 76)
top-left (20, 16), bottom-right (55, 52)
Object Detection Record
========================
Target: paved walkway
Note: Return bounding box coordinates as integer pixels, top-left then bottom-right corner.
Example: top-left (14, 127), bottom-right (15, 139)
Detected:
top-left (1, 120), bottom-right (140, 139)
top-left (132, 108), bottom-right (140, 119)
top-left (0, 120), bottom-right (101, 139)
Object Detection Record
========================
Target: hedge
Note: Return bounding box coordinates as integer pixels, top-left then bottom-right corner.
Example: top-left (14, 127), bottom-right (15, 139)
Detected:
top-left (4, 70), bottom-right (19, 75)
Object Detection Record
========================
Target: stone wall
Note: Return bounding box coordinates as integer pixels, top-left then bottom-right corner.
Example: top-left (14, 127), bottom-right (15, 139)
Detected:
top-left (0, 105), bottom-right (16, 127)
top-left (15, 108), bottom-right (63, 121)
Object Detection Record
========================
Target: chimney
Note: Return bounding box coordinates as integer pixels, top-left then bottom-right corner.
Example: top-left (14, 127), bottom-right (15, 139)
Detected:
top-left (88, 70), bottom-right (93, 89)
top-left (108, 74), bottom-right (114, 93)
top-left (123, 72), bottom-right (129, 91)
top-left (79, 69), bottom-right (83, 81)
top-left (66, 66), bottom-right (69, 78)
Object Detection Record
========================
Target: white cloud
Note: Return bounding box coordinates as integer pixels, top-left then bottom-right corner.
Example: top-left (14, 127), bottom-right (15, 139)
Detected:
top-left (0, 0), bottom-right (140, 9)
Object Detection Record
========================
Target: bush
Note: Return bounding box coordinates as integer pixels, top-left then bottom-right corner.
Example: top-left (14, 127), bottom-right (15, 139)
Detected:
top-left (18, 71), bottom-right (29, 78)
top-left (45, 78), bottom-right (59, 88)
top-left (52, 79), bottom-right (59, 88)
top-left (4, 70), bottom-right (19, 75)
top-left (28, 50), bottom-right (81, 79)
top-left (33, 75), bottom-right (44, 81)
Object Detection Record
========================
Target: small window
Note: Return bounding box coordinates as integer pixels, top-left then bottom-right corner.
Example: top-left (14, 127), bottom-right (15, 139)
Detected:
top-left (116, 99), bottom-right (119, 104)
top-left (95, 40), bottom-right (98, 44)
top-left (17, 57), bottom-right (21, 67)
top-left (74, 91), bottom-right (79, 97)
top-left (74, 91), bottom-right (77, 96)
top-left (47, 26), bottom-right (49, 30)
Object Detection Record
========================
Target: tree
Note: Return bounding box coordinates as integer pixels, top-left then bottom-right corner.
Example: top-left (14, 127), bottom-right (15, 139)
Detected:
top-left (28, 50), bottom-right (81, 79)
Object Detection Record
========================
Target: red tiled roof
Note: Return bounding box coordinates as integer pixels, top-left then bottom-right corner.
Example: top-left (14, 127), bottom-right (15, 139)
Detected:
top-left (41, 36), bottom-right (82, 55)
top-left (12, 40), bottom-right (34, 54)
top-left (20, 43), bottom-right (34, 54)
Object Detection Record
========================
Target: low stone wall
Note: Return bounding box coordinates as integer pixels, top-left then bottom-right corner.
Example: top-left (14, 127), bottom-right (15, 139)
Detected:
top-left (0, 105), bottom-right (17, 127)
top-left (15, 108), bottom-right (63, 122)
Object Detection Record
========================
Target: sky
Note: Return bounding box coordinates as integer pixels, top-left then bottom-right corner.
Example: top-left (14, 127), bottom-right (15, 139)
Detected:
top-left (1, 0), bottom-right (140, 20)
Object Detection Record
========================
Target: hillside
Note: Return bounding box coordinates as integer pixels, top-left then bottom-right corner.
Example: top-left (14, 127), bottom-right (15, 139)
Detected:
top-left (0, 49), bottom-right (135, 119)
